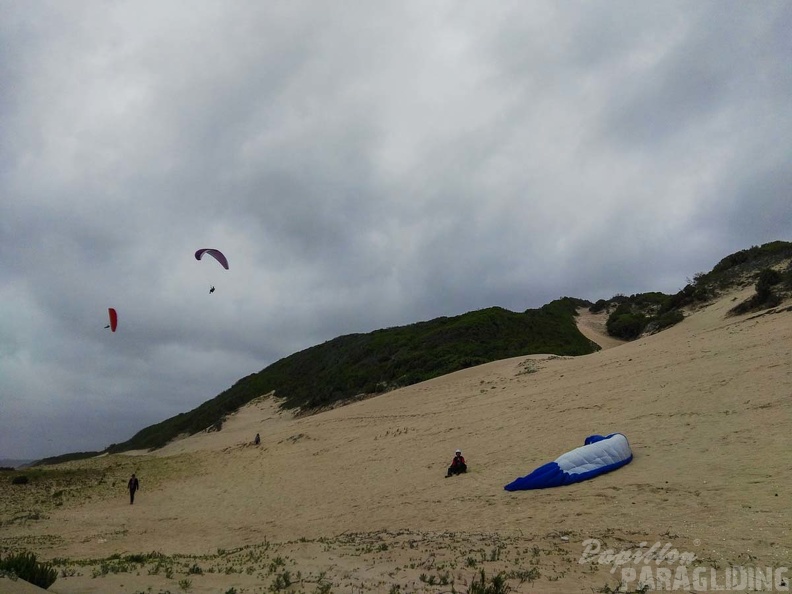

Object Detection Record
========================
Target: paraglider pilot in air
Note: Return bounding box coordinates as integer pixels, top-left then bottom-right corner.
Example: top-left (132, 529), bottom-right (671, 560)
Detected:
top-left (195, 249), bottom-right (227, 294)
top-left (446, 449), bottom-right (467, 477)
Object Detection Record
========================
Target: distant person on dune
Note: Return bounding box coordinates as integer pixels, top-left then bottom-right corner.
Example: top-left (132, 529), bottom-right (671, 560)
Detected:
top-left (254, 433), bottom-right (261, 445)
top-left (128, 473), bottom-right (140, 504)
top-left (446, 450), bottom-right (467, 477)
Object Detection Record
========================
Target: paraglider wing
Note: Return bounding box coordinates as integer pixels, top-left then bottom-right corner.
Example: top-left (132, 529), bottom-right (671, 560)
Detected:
top-left (108, 308), bottom-right (118, 332)
top-left (504, 433), bottom-right (632, 491)
top-left (194, 248), bottom-right (229, 270)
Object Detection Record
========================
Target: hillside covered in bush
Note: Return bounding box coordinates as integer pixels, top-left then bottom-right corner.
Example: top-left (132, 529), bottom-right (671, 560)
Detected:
top-left (592, 240), bottom-right (792, 340)
top-left (104, 297), bottom-right (595, 453)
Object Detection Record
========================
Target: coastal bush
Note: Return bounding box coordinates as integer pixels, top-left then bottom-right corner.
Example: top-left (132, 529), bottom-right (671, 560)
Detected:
top-left (269, 569), bottom-right (292, 591)
top-left (730, 267), bottom-right (786, 315)
top-left (652, 309), bottom-right (685, 331)
top-left (0, 551), bottom-right (58, 589)
top-left (606, 311), bottom-right (647, 340)
top-left (711, 241), bottom-right (792, 275)
top-left (756, 268), bottom-right (782, 300)
top-left (11, 475), bottom-right (28, 485)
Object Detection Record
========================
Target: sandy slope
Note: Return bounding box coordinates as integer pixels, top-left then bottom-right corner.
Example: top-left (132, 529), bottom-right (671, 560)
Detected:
top-left (2, 287), bottom-right (790, 593)
top-left (574, 309), bottom-right (629, 350)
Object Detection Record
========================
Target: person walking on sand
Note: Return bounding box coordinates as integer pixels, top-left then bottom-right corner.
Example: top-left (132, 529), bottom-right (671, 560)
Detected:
top-left (128, 473), bottom-right (140, 504)
top-left (254, 433), bottom-right (261, 445)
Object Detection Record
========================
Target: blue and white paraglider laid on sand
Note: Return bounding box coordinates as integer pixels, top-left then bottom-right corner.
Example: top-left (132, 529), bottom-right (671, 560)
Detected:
top-left (504, 433), bottom-right (632, 491)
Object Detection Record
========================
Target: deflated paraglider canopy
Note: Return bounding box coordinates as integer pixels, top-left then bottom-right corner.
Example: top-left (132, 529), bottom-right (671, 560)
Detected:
top-left (194, 248), bottom-right (229, 270)
top-left (504, 433), bottom-right (632, 490)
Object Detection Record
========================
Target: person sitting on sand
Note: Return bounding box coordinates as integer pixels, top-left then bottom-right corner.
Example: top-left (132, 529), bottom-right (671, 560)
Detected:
top-left (446, 450), bottom-right (467, 477)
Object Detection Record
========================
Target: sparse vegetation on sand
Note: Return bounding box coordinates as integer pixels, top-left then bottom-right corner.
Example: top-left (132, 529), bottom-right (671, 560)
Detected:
top-left (0, 455), bottom-right (201, 529)
top-left (0, 550), bottom-right (58, 589)
top-left (4, 530), bottom-right (634, 593)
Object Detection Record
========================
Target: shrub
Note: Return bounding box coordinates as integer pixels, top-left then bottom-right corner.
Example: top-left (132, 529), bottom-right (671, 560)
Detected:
top-left (606, 312), bottom-right (647, 340)
top-left (730, 267), bottom-right (787, 315)
top-left (11, 475), bottom-right (29, 485)
top-left (653, 309), bottom-right (685, 331)
top-left (0, 551), bottom-right (58, 589)
top-left (269, 569), bottom-right (292, 591)
top-left (756, 268), bottom-right (782, 301)
top-left (468, 569), bottom-right (511, 594)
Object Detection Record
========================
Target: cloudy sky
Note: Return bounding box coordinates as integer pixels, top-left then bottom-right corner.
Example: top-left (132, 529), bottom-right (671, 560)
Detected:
top-left (2, 1), bottom-right (790, 460)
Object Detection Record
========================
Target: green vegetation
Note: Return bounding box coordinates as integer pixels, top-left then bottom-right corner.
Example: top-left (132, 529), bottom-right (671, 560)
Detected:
top-left (0, 457), bottom-right (197, 528)
top-left (710, 241), bottom-right (792, 275)
top-left (675, 241), bottom-right (792, 311)
top-left (595, 241), bottom-right (792, 340)
top-left (730, 267), bottom-right (787, 314)
top-left (107, 298), bottom-right (595, 453)
top-left (32, 451), bottom-right (102, 467)
top-left (601, 292), bottom-right (674, 340)
top-left (0, 551), bottom-right (58, 589)
top-left (468, 568), bottom-right (511, 594)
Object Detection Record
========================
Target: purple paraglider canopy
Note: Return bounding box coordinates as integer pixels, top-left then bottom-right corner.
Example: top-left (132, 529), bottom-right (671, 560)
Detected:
top-left (194, 248), bottom-right (229, 270)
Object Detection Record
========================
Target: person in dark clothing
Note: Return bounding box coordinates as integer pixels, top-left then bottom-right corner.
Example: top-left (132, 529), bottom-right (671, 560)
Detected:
top-left (254, 433), bottom-right (261, 445)
top-left (446, 450), bottom-right (467, 477)
top-left (128, 473), bottom-right (140, 504)
top-left (209, 286), bottom-right (216, 294)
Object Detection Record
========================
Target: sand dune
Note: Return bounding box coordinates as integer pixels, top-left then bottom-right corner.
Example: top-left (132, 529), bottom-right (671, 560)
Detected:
top-left (2, 287), bottom-right (790, 593)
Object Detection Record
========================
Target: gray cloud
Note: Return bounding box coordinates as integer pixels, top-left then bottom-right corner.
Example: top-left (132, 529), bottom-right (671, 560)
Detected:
top-left (2, 1), bottom-right (790, 459)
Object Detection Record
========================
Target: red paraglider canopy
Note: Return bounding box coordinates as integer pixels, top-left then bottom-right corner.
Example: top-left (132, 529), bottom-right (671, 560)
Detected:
top-left (194, 248), bottom-right (229, 270)
top-left (108, 308), bottom-right (118, 332)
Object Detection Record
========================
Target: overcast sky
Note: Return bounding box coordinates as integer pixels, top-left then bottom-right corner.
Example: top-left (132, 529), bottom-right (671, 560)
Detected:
top-left (2, 1), bottom-right (790, 460)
